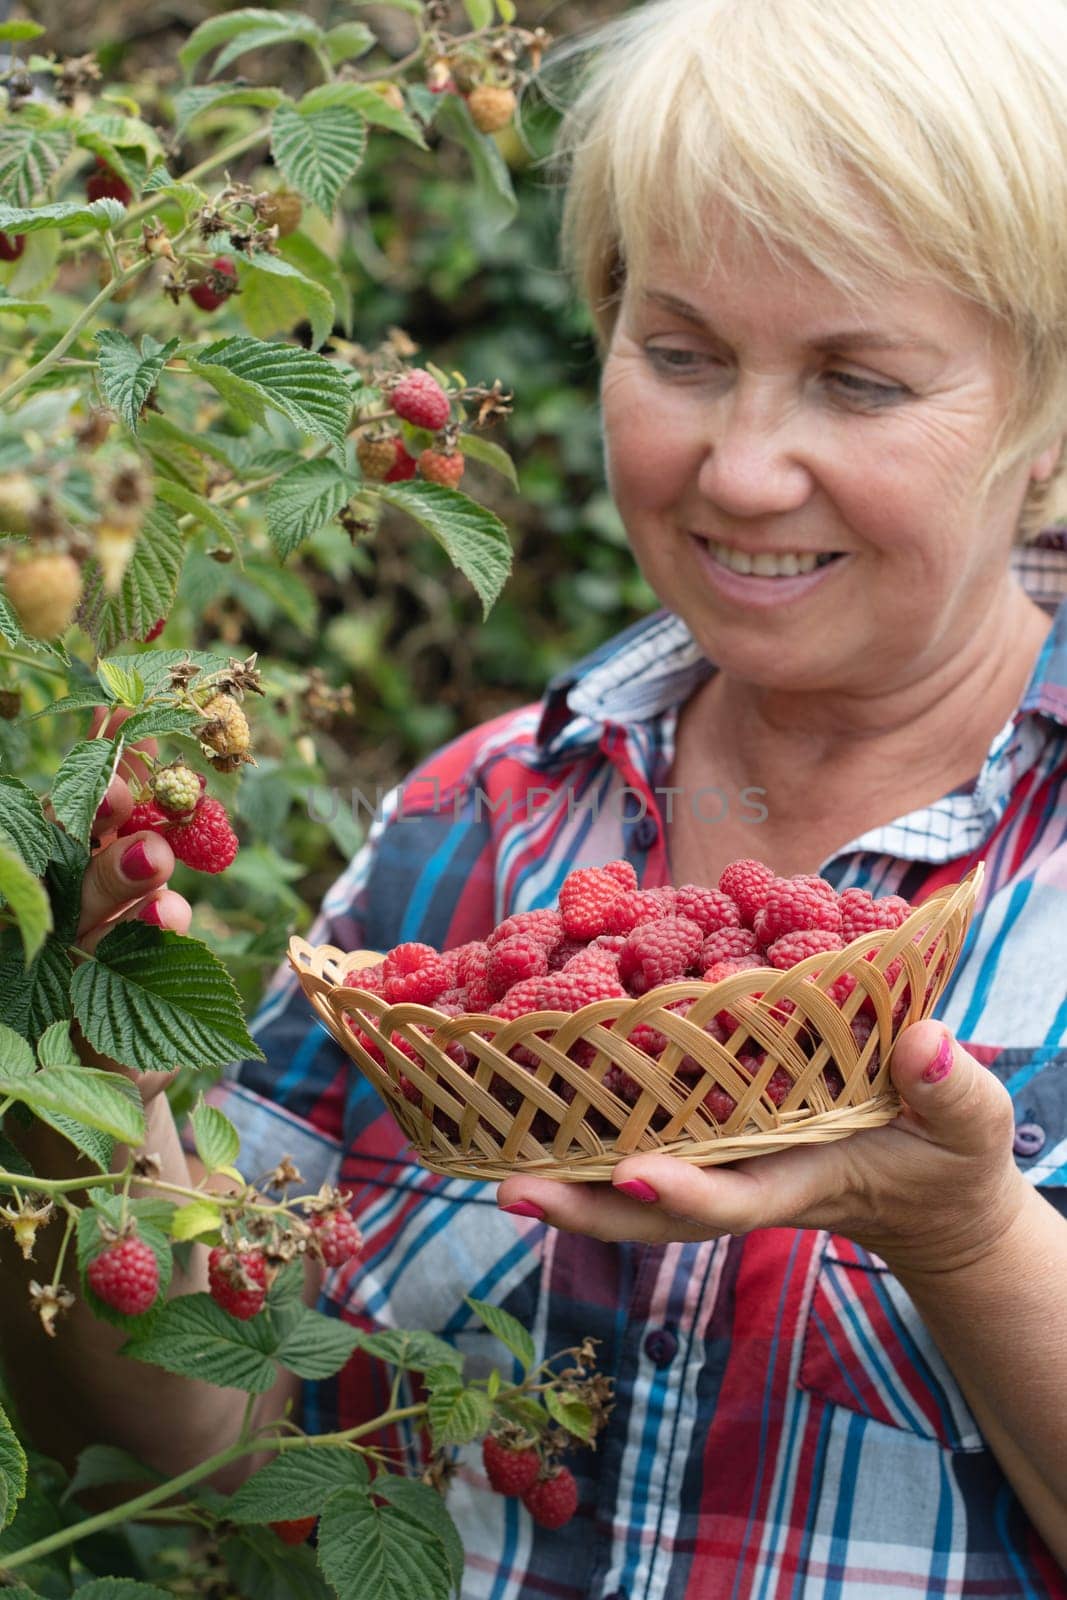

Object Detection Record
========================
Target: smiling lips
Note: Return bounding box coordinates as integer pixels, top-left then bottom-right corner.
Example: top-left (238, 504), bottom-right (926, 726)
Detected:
top-left (699, 537), bottom-right (844, 577)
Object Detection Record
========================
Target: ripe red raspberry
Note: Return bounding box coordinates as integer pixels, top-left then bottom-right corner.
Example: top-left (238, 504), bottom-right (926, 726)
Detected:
top-left (117, 799), bottom-right (172, 837)
top-left (482, 1435), bottom-right (540, 1497)
top-left (208, 1245), bottom-right (269, 1320)
top-left (390, 370), bottom-right (451, 430)
top-left (384, 953), bottom-right (452, 1004)
top-left (384, 942), bottom-right (438, 980)
top-left (452, 940), bottom-right (491, 985)
top-left (269, 1516), bottom-right (317, 1545)
top-left (356, 433), bottom-right (401, 482)
top-left (674, 884), bottom-right (743, 935)
top-left (558, 866), bottom-right (623, 940)
top-left (753, 876), bottom-right (842, 945)
top-left (838, 888), bottom-right (912, 938)
top-left (488, 910), bottom-right (564, 951)
top-left (487, 933), bottom-right (549, 998)
top-left (701, 954), bottom-right (767, 1034)
top-left (602, 858), bottom-right (638, 891)
top-left (86, 161), bottom-right (133, 206)
top-left (702, 1057), bottom-right (793, 1123)
top-left (166, 796), bottom-right (239, 873)
top-left (307, 1207), bottom-right (363, 1268)
top-left (189, 257), bottom-right (238, 312)
top-left (521, 1465), bottom-right (579, 1529)
top-left (0, 232), bottom-right (25, 261)
top-left (547, 937), bottom-right (588, 970)
top-left (538, 966), bottom-right (627, 1009)
top-left (384, 439), bottom-right (418, 482)
top-left (466, 971), bottom-right (497, 1010)
top-left (141, 617), bottom-right (165, 643)
top-left (718, 858), bottom-right (775, 927)
top-left (604, 887), bottom-right (672, 936)
top-left (489, 973), bottom-right (550, 1020)
top-left (765, 929), bottom-right (845, 969)
top-left (564, 945), bottom-right (620, 975)
top-left (87, 1231), bottom-right (159, 1316)
top-left (700, 925), bottom-right (760, 964)
top-left (618, 916), bottom-right (704, 996)
top-left (343, 959), bottom-right (386, 994)
top-left (419, 448), bottom-right (465, 488)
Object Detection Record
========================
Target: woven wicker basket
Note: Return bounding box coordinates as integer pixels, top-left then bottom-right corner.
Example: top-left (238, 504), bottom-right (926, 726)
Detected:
top-left (287, 864), bottom-right (982, 1182)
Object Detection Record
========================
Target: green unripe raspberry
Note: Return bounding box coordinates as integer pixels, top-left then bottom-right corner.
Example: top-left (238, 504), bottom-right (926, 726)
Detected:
top-left (153, 763), bottom-right (202, 816)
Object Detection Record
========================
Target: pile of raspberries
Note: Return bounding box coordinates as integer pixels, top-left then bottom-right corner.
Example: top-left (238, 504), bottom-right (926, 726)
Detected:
top-left (343, 858), bottom-right (919, 1136)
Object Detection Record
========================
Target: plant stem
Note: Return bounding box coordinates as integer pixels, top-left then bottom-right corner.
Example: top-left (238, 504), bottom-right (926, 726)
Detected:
top-left (51, 1207), bottom-right (76, 1284)
top-left (0, 1168), bottom-right (125, 1197)
top-left (0, 645), bottom-right (70, 678)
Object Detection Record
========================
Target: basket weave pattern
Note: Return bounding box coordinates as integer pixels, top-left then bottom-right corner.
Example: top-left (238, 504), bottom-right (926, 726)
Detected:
top-left (287, 866), bottom-right (982, 1181)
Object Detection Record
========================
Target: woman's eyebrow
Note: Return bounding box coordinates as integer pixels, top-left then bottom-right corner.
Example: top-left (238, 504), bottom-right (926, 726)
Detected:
top-left (640, 289), bottom-right (944, 354)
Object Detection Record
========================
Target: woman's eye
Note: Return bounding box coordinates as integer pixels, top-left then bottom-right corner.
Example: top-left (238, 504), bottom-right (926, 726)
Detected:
top-left (828, 371), bottom-right (906, 403)
top-left (646, 347), bottom-right (906, 403)
top-left (646, 347), bottom-right (710, 371)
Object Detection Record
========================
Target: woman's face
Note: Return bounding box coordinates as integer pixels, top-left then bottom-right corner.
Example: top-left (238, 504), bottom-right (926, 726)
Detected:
top-left (600, 218), bottom-right (1054, 695)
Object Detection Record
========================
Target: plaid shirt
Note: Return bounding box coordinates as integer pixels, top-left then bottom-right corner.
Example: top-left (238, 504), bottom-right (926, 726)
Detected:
top-left (214, 539), bottom-right (1067, 1598)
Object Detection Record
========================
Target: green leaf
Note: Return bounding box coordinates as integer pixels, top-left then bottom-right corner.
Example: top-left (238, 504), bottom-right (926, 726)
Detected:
top-left (0, 1401), bottom-right (27, 1531)
top-left (453, 429), bottom-right (519, 489)
top-left (179, 9), bottom-right (322, 75)
top-left (424, 1365), bottom-right (493, 1449)
top-left (322, 22), bottom-right (376, 64)
top-left (463, 0), bottom-right (493, 26)
top-left (0, 1021), bottom-right (35, 1080)
top-left (62, 1443), bottom-right (161, 1504)
top-left (352, 1327), bottom-right (463, 1374)
top-left (154, 478), bottom-right (240, 550)
top-left (374, 1477), bottom-right (464, 1596)
top-left (465, 1295), bottom-right (535, 1374)
top-left (122, 1293), bottom-right (278, 1392)
top-left (219, 1526), bottom-right (334, 1600)
top-left (0, 776), bottom-right (52, 874)
top-left (433, 92), bottom-right (517, 232)
top-left (169, 1197), bottom-right (223, 1241)
top-left (270, 99), bottom-right (367, 218)
top-left (95, 660), bottom-right (144, 705)
top-left (543, 1388), bottom-right (594, 1442)
top-left (77, 500), bottom-right (184, 656)
top-left (0, 830), bottom-right (52, 964)
top-left (237, 254), bottom-right (334, 351)
top-left (0, 199), bottom-right (127, 235)
top-left (0, 111), bottom-right (72, 208)
top-left (496, 0), bottom-right (516, 20)
top-left (318, 1488), bottom-right (454, 1600)
top-left (190, 1096), bottom-right (240, 1173)
top-left (279, 230), bottom-right (352, 336)
top-left (35, 1019), bottom-right (78, 1067)
top-left (0, 931), bottom-right (73, 1042)
top-left (376, 481), bottom-right (512, 616)
top-left (299, 81), bottom-right (426, 151)
top-left (95, 332), bottom-right (179, 432)
top-left (70, 924), bottom-right (264, 1074)
top-left (103, 647), bottom-right (230, 697)
top-left (172, 84), bottom-right (284, 139)
top-left (226, 1447), bottom-right (368, 1521)
top-left (0, 20), bottom-right (45, 40)
top-left (77, 1579), bottom-right (177, 1599)
top-left (22, 686), bottom-right (111, 723)
top-left (108, 703), bottom-right (199, 744)
top-left (0, 1064), bottom-right (145, 1145)
top-left (47, 737), bottom-right (123, 847)
top-left (43, 821), bottom-right (88, 945)
top-left (0, 288), bottom-right (50, 320)
top-left (265, 459), bottom-right (358, 559)
top-left (187, 337), bottom-right (352, 447)
top-left (274, 1307), bottom-right (363, 1380)
top-left (34, 1108), bottom-right (113, 1173)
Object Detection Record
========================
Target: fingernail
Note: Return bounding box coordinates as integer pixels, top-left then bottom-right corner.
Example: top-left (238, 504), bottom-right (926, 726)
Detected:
top-left (96, 793), bottom-right (113, 821)
top-left (922, 1033), bottom-right (954, 1083)
top-left (501, 1201), bottom-right (545, 1220)
top-left (121, 841), bottom-right (156, 881)
top-left (138, 899), bottom-right (165, 926)
top-left (615, 1178), bottom-right (659, 1204)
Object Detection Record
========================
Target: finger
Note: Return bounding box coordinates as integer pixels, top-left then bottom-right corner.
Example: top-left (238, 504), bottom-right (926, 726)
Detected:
top-left (496, 1175), bottom-right (716, 1243)
top-left (888, 1021), bottom-right (1016, 1157)
top-left (91, 773), bottom-right (134, 844)
top-left (77, 830), bottom-right (175, 941)
top-left (130, 888), bottom-right (192, 935)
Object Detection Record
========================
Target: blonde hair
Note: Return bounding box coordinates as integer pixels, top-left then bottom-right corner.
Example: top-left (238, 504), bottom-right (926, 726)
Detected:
top-left (542, 0), bottom-right (1067, 540)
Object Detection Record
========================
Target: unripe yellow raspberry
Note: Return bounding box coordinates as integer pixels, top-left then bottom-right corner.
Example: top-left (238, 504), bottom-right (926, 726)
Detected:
top-left (356, 434), bottom-right (400, 483)
top-left (3, 552), bottom-right (83, 639)
top-left (466, 85), bottom-right (516, 134)
top-left (152, 762), bottom-right (203, 817)
top-left (198, 692), bottom-right (252, 761)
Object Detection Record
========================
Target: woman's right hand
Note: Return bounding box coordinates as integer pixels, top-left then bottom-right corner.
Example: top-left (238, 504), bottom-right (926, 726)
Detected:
top-left (73, 707), bottom-right (193, 1100)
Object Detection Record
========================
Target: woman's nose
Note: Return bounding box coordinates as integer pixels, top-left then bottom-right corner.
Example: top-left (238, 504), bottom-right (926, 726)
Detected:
top-left (695, 379), bottom-right (815, 517)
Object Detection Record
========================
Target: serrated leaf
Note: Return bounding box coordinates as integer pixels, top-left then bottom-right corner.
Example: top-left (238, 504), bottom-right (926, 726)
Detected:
top-left (279, 231), bottom-right (352, 336)
top-left (35, 1019), bottom-right (77, 1066)
top-left (424, 1365), bottom-right (493, 1449)
top-left (322, 22), bottom-right (376, 64)
top-left (376, 481), bottom-right (512, 615)
top-left (0, 1022), bottom-right (34, 1080)
top-left (0, 931), bottom-right (72, 1041)
top-left (22, 686), bottom-right (110, 723)
top-left (0, 776), bottom-right (52, 874)
top-left (77, 500), bottom-right (184, 655)
top-left (1, 1064), bottom-right (145, 1144)
top-left (375, 1477), bottom-right (464, 1596)
top-left (95, 660), bottom-right (143, 705)
top-left (433, 93), bottom-right (517, 232)
top-left (95, 332), bottom-right (179, 432)
top-left (351, 1327), bottom-right (464, 1374)
top-left (107, 704), bottom-right (198, 744)
top-left (226, 1447), bottom-right (368, 1522)
top-left (0, 114), bottom-right (72, 208)
top-left (154, 478), bottom-right (240, 550)
top-left (103, 647), bottom-right (229, 696)
top-left (299, 81), bottom-right (426, 151)
top-left (122, 1293), bottom-right (278, 1391)
top-left (169, 1198), bottom-right (223, 1241)
top-left (270, 100), bottom-right (367, 218)
top-left (77, 1579), bottom-right (176, 1599)
top-left (0, 831), bottom-right (51, 964)
top-left (274, 1307), bottom-right (363, 1380)
top-left (0, 1401), bottom-right (27, 1532)
top-left (43, 822), bottom-right (87, 945)
top-left (237, 254), bottom-right (334, 351)
top-left (265, 459), bottom-right (357, 559)
top-left (0, 583), bottom-right (26, 646)
top-left (453, 430), bottom-right (519, 488)
top-left (140, 413), bottom-right (209, 492)
top-left (47, 736), bottom-right (124, 848)
top-left (70, 923), bottom-right (264, 1074)
top-left (172, 84), bottom-right (284, 139)
top-left (465, 1295), bottom-right (536, 1374)
top-left (191, 1096), bottom-right (240, 1172)
top-left (188, 337), bottom-right (352, 447)
top-left (543, 1388), bottom-right (594, 1442)
top-left (220, 1526), bottom-right (334, 1600)
top-left (319, 1488), bottom-right (454, 1600)
top-left (0, 199), bottom-right (126, 234)
top-left (179, 9), bottom-right (323, 76)
top-left (62, 1444), bottom-right (161, 1504)
top-left (34, 1108), bottom-right (113, 1173)
top-left (494, 1393), bottom-right (550, 1435)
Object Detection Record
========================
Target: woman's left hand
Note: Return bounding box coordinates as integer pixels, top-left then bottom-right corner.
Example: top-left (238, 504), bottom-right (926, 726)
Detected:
top-left (495, 1020), bottom-right (1030, 1277)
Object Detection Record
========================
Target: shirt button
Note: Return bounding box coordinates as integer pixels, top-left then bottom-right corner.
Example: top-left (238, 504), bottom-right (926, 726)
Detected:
top-left (643, 1327), bottom-right (678, 1366)
top-left (632, 815), bottom-right (659, 850)
top-left (1013, 1122), bottom-right (1046, 1158)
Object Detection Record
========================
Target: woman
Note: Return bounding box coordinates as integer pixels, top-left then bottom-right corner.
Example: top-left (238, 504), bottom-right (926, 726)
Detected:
top-left (10, 0), bottom-right (1067, 1592)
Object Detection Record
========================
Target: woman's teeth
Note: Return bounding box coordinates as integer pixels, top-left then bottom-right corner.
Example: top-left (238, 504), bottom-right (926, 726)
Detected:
top-left (705, 539), bottom-right (841, 577)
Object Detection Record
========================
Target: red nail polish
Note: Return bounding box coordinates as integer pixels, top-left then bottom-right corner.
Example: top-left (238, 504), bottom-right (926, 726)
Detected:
top-left (922, 1034), bottom-right (954, 1083)
top-left (138, 899), bottom-right (165, 927)
top-left (501, 1201), bottom-right (545, 1220)
top-left (121, 841), bottom-right (156, 881)
top-left (615, 1178), bottom-right (659, 1204)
